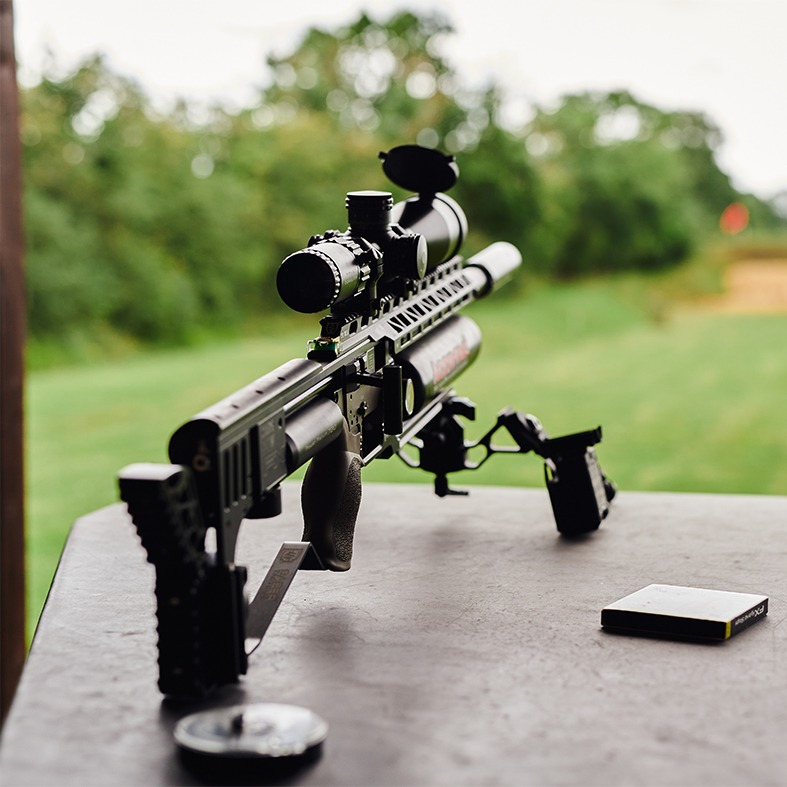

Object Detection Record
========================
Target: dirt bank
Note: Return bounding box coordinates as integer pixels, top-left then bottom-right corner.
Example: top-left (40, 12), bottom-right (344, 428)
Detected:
top-left (702, 259), bottom-right (787, 313)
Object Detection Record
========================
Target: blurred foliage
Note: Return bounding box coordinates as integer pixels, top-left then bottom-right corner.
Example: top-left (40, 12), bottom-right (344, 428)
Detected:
top-left (20, 10), bottom-right (786, 360)
top-left (521, 91), bottom-right (783, 276)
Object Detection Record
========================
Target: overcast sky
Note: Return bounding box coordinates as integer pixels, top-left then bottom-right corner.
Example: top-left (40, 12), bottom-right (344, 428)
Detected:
top-left (13, 0), bottom-right (787, 199)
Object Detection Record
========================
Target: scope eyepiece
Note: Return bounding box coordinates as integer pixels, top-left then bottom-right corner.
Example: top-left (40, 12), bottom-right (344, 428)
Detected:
top-left (276, 237), bottom-right (377, 314)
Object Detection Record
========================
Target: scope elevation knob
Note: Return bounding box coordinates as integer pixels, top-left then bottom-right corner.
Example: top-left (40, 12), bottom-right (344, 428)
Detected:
top-left (346, 190), bottom-right (393, 233)
top-left (346, 190), bottom-right (426, 280)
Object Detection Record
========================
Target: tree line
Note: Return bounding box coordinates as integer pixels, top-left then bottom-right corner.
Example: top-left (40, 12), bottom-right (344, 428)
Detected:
top-left (20, 10), bottom-right (784, 356)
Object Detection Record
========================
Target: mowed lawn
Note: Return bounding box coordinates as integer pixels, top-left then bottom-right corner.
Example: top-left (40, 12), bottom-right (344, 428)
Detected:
top-left (25, 277), bottom-right (787, 637)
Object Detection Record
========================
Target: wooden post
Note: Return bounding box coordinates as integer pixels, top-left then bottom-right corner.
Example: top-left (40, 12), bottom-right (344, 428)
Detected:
top-left (0, 0), bottom-right (27, 727)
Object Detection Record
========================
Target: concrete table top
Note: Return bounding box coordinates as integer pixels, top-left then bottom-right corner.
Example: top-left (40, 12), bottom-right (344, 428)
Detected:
top-left (1, 483), bottom-right (785, 786)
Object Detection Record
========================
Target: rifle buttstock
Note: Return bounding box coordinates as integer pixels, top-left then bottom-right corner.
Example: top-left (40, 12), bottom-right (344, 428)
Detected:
top-left (118, 463), bottom-right (249, 697)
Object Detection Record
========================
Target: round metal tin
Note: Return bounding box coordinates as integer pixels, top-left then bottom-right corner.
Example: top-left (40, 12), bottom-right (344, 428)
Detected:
top-left (174, 703), bottom-right (328, 759)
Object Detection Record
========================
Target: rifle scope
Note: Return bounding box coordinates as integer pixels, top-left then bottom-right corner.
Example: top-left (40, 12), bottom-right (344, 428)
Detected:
top-left (276, 146), bottom-right (468, 314)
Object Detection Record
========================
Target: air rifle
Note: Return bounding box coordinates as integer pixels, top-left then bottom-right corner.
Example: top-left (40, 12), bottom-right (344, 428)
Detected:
top-left (119, 145), bottom-right (615, 698)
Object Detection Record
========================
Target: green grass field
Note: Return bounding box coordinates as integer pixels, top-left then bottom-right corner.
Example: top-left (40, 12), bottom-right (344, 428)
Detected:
top-left (25, 274), bottom-right (787, 639)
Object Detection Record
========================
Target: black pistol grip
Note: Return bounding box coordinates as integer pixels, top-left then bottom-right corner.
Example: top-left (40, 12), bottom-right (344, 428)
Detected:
top-left (300, 424), bottom-right (362, 571)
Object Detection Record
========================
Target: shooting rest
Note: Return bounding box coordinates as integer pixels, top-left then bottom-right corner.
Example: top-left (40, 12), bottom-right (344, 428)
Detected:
top-left (1, 483), bottom-right (786, 786)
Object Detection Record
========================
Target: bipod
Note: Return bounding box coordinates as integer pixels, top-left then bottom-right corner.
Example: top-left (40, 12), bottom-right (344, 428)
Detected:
top-left (397, 395), bottom-right (616, 536)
